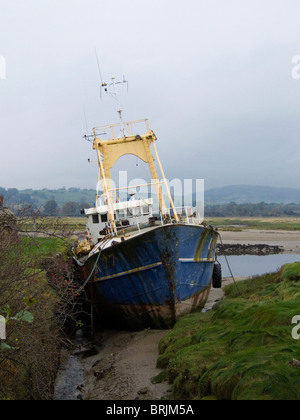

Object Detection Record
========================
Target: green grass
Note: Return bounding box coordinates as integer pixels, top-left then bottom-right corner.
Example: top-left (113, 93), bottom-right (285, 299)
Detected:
top-left (206, 217), bottom-right (300, 231)
top-left (156, 264), bottom-right (300, 400)
top-left (21, 237), bottom-right (71, 258)
top-left (20, 217), bottom-right (87, 233)
top-left (56, 217), bottom-right (86, 231)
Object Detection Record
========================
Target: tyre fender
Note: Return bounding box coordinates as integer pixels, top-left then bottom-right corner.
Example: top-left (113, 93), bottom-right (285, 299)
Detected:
top-left (212, 262), bottom-right (222, 289)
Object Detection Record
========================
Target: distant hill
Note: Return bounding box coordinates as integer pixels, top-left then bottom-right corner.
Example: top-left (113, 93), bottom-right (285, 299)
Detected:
top-left (0, 187), bottom-right (96, 208)
top-left (2, 185), bottom-right (300, 209)
top-left (205, 185), bottom-right (300, 204)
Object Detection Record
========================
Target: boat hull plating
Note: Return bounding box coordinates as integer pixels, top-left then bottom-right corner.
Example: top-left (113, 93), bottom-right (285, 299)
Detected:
top-left (77, 224), bottom-right (218, 330)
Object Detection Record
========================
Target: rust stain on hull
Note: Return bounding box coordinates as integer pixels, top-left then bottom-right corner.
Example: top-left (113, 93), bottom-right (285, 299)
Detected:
top-left (85, 282), bottom-right (212, 330)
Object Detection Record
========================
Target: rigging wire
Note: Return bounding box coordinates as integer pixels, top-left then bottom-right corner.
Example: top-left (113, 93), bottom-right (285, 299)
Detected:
top-left (94, 47), bottom-right (104, 86)
top-left (83, 105), bottom-right (89, 135)
top-left (217, 233), bottom-right (241, 296)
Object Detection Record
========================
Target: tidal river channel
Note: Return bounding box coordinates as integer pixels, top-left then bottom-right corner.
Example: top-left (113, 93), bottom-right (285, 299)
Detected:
top-left (218, 253), bottom-right (300, 278)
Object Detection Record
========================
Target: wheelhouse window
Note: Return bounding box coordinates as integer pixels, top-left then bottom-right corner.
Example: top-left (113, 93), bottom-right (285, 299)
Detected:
top-left (101, 213), bottom-right (108, 223)
top-left (92, 214), bottom-right (99, 224)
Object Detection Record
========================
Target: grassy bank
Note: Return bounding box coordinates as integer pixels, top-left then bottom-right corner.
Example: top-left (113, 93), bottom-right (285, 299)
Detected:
top-left (21, 237), bottom-right (71, 258)
top-left (206, 217), bottom-right (300, 231)
top-left (41, 216), bottom-right (300, 233)
top-left (156, 263), bottom-right (300, 400)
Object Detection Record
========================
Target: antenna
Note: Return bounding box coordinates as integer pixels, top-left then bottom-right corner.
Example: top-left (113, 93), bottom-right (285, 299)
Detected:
top-left (101, 75), bottom-right (129, 137)
top-left (94, 48), bottom-right (104, 84)
top-left (93, 51), bottom-right (129, 135)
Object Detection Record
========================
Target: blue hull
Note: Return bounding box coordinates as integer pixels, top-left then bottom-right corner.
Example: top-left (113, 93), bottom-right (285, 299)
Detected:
top-left (78, 224), bottom-right (218, 330)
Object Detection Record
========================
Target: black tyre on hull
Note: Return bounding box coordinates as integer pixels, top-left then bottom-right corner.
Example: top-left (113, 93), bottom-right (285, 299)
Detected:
top-left (212, 262), bottom-right (222, 288)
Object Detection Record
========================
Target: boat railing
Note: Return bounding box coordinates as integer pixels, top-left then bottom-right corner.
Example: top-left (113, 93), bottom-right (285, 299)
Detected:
top-left (165, 206), bottom-right (204, 225)
top-left (93, 119), bottom-right (150, 140)
top-left (102, 206), bottom-right (203, 237)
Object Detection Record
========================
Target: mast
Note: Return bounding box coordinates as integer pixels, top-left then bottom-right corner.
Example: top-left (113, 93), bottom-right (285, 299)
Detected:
top-left (93, 77), bottom-right (179, 235)
top-left (101, 76), bottom-right (128, 137)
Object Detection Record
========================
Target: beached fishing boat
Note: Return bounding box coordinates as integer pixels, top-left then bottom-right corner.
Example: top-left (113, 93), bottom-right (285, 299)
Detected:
top-left (73, 77), bottom-right (221, 330)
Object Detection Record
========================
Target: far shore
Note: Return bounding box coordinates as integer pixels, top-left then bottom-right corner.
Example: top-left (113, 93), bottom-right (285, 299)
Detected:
top-left (218, 229), bottom-right (300, 254)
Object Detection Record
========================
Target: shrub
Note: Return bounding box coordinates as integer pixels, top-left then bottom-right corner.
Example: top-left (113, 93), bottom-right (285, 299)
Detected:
top-left (0, 209), bottom-right (78, 400)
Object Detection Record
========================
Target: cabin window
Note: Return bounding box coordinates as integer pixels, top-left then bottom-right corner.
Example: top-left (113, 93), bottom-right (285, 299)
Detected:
top-left (119, 209), bottom-right (127, 218)
top-left (101, 213), bottom-right (108, 223)
top-left (92, 214), bottom-right (99, 224)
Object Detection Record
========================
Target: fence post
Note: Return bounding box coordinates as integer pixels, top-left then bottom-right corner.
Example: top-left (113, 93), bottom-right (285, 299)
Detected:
top-left (0, 315), bottom-right (6, 340)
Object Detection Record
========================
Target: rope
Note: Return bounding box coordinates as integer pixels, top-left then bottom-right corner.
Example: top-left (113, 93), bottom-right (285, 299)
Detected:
top-left (75, 235), bottom-right (112, 294)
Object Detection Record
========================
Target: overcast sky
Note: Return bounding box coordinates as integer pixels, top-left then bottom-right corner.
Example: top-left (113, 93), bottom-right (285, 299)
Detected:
top-left (0, 0), bottom-right (300, 191)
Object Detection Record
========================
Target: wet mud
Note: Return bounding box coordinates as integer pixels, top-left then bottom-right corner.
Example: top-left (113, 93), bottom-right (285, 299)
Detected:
top-left (53, 328), bottom-right (171, 401)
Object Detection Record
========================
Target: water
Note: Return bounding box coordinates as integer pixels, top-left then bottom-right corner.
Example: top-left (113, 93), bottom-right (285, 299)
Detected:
top-left (53, 355), bottom-right (84, 400)
top-left (53, 329), bottom-right (91, 400)
top-left (218, 254), bottom-right (300, 278)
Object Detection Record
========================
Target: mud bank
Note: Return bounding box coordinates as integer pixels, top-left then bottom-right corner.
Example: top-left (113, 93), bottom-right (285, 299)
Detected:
top-left (80, 329), bottom-right (172, 400)
top-left (217, 243), bottom-right (283, 255)
top-left (219, 229), bottom-right (300, 254)
top-left (54, 328), bottom-right (172, 401)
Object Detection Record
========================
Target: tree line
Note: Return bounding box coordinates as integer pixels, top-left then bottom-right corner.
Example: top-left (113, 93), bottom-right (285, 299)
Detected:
top-left (205, 202), bottom-right (300, 217)
top-left (22, 200), bottom-right (300, 218)
top-left (43, 200), bottom-right (89, 217)
top-left (2, 186), bottom-right (300, 217)
top-left (0, 187), bottom-right (93, 217)
top-left (3, 199), bottom-right (90, 217)
top-left (0, 187), bottom-right (94, 216)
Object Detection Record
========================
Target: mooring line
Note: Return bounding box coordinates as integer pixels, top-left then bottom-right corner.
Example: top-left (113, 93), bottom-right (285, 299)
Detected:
top-left (218, 233), bottom-right (242, 296)
top-left (75, 235), bottom-right (112, 294)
